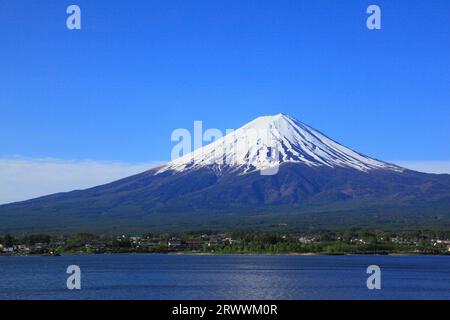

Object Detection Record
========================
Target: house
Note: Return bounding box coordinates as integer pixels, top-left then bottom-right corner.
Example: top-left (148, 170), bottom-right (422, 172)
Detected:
top-left (116, 235), bottom-right (129, 242)
top-left (207, 239), bottom-right (219, 247)
top-left (184, 240), bottom-right (205, 245)
top-left (130, 237), bottom-right (142, 244)
top-left (350, 238), bottom-right (367, 245)
top-left (141, 241), bottom-right (162, 247)
top-left (3, 247), bottom-right (14, 253)
top-left (432, 239), bottom-right (450, 251)
top-left (298, 237), bottom-right (316, 244)
top-left (34, 243), bottom-right (47, 250)
top-left (207, 235), bottom-right (225, 247)
top-left (13, 244), bottom-right (29, 252)
top-left (224, 237), bottom-right (239, 245)
top-left (168, 240), bottom-right (183, 247)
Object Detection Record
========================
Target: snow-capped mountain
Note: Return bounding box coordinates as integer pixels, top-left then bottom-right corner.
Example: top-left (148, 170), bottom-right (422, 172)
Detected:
top-left (1, 114), bottom-right (450, 233)
top-left (160, 113), bottom-right (402, 174)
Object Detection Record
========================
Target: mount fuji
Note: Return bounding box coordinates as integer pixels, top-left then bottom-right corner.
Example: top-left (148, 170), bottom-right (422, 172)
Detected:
top-left (1, 114), bottom-right (450, 233)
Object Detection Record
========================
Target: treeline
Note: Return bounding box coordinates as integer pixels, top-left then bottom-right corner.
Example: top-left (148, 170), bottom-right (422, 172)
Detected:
top-left (215, 242), bottom-right (443, 255)
top-left (2, 229), bottom-right (450, 244)
top-left (1, 229), bottom-right (450, 255)
top-left (0, 234), bottom-right (52, 246)
top-left (226, 229), bottom-right (450, 243)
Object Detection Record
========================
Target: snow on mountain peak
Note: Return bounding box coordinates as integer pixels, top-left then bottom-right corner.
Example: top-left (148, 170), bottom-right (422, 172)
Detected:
top-left (158, 113), bottom-right (402, 175)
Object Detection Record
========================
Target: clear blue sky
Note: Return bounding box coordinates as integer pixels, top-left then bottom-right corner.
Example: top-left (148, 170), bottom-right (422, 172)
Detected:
top-left (1, 0), bottom-right (449, 163)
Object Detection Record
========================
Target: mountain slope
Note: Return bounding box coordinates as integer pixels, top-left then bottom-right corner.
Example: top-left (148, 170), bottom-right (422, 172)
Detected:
top-left (1, 114), bottom-right (450, 233)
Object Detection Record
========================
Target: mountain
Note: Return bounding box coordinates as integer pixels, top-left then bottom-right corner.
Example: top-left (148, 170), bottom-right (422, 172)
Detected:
top-left (1, 114), bottom-right (450, 233)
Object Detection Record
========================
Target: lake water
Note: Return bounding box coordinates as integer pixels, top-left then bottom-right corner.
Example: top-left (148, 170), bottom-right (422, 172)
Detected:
top-left (0, 254), bottom-right (449, 300)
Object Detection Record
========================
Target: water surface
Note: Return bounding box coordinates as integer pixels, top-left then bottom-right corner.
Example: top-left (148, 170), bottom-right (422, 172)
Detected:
top-left (0, 254), bottom-right (448, 299)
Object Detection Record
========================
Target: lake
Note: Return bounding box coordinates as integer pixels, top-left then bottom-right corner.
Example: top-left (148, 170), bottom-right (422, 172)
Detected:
top-left (0, 254), bottom-right (449, 299)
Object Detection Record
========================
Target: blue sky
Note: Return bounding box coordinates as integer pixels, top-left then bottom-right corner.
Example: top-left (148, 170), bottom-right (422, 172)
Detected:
top-left (0, 0), bottom-right (449, 202)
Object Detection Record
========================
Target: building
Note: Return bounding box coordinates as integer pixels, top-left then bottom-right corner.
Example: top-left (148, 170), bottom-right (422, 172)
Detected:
top-left (3, 247), bottom-right (14, 253)
top-left (168, 240), bottom-right (183, 247)
top-left (13, 244), bottom-right (30, 252)
top-left (130, 237), bottom-right (142, 244)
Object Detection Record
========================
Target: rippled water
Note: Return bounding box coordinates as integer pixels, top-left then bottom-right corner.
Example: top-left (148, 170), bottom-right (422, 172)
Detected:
top-left (0, 254), bottom-right (449, 299)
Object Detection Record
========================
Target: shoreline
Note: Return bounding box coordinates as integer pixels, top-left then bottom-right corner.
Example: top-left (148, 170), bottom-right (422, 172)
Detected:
top-left (1, 251), bottom-right (449, 257)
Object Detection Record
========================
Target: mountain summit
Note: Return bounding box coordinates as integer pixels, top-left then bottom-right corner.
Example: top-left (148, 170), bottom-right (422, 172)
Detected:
top-left (161, 113), bottom-right (401, 174)
top-left (1, 114), bottom-right (450, 233)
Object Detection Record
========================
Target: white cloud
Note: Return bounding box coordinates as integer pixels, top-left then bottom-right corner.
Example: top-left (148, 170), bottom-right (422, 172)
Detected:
top-left (391, 161), bottom-right (450, 174)
top-left (0, 158), bottom-right (163, 205)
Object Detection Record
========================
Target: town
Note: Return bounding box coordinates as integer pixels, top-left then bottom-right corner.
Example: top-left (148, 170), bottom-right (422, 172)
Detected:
top-left (1, 230), bottom-right (450, 256)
